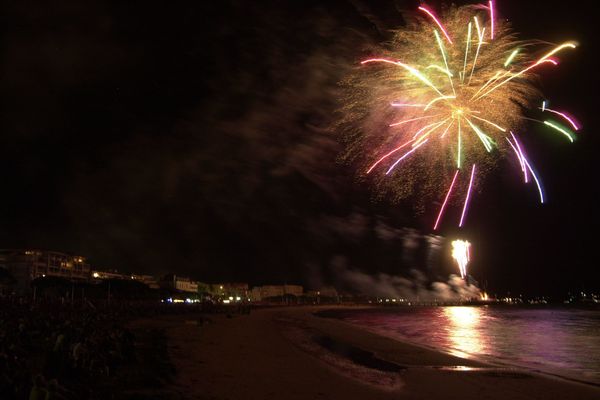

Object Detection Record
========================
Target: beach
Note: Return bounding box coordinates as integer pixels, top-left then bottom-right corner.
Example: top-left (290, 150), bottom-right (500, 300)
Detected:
top-left (130, 306), bottom-right (600, 400)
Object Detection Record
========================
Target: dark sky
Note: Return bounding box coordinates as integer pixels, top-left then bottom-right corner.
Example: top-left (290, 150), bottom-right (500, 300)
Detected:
top-left (1, 0), bottom-right (598, 296)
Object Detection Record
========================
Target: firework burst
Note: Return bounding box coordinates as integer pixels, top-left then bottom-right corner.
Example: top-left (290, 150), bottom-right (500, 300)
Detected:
top-left (339, 1), bottom-right (579, 228)
top-left (451, 239), bottom-right (471, 279)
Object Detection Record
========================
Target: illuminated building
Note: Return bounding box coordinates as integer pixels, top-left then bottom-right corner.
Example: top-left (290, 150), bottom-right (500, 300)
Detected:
top-left (132, 274), bottom-right (160, 289)
top-left (0, 249), bottom-right (90, 293)
top-left (91, 270), bottom-right (160, 289)
top-left (91, 270), bottom-right (129, 280)
top-left (249, 284), bottom-right (303, 301)
top-left (160, 274), bottom-right (199, 293)
top-left (306, 286), bottom-right (339, 299)
top-left (211, 283), bottom-right (249, 299)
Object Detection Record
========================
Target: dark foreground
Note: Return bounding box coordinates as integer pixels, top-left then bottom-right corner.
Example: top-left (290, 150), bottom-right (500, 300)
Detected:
top-left (133, 306), bottom-right (600, 400)
top-left (0, 299), bottom-right (222, 400)
top-left (4, 303), bottom-right (599, 399)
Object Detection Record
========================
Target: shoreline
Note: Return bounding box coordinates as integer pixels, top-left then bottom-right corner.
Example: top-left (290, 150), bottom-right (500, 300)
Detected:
top-left (131, 305), bottom-right (600, 400)
top-left (314, 306), bottom-right (600, 389)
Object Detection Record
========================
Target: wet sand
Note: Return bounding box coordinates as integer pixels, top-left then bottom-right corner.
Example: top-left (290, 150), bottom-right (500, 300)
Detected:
top-left (131, 306), bottom-right (600, 400)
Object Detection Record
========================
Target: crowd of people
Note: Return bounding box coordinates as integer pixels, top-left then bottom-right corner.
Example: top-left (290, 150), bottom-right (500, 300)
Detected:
top-left (0, 298), bottom-right (209, 400)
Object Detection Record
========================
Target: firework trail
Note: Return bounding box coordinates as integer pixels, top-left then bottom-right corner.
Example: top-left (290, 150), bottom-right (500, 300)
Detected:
top-left (339, 1), bottom-right (579, 228)
top-left (452, 239), bottom-right (471, 279)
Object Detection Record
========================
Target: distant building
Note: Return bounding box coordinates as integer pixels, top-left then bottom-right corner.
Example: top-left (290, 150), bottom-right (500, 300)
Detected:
top-left (160, 274), bottom-right (199, 293)
top-left (210, 283), bottom-right (249, 299)
top-left (131, 274), bottom-right (160, 289)
top-left (258, 285), bottom-right (285, 299)
top-left (249, 284), bottom-right (303, 302)
top-left (249, 286), bottom-right (262, 302)
top-left (306, 286), bottom-right (339, 302)
top-left (196, 281), bottom-right (211, 294)
top-left (91, 270), bottom-right (160, 289)
top-left (0, 249), bottom-right (90, 293)
top-left (318, 286), bottom-right (338, 298)
top-left (91, 270), bottom-right (129, 280)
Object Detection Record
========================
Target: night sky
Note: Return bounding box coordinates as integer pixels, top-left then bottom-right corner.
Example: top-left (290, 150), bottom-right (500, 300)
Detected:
top-left (1, 0), bottom-right (598, 296)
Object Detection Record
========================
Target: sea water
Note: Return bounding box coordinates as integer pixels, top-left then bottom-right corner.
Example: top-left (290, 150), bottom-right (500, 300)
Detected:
top-left (322, 306), bottom-right (600, 385)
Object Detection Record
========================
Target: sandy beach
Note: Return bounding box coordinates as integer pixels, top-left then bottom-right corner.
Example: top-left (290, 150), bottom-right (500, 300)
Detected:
top-left (130, 306), bottom-right (600, 400)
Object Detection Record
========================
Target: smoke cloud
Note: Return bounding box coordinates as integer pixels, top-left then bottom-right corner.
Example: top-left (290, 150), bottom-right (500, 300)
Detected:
top-left (331, 256), bottom-right (481, 301)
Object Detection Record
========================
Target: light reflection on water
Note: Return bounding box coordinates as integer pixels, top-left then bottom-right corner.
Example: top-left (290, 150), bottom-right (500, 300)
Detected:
top-left (443, 307), bottom-right (485, 358)
top-left (337, 306), bottom-right (600, 385)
